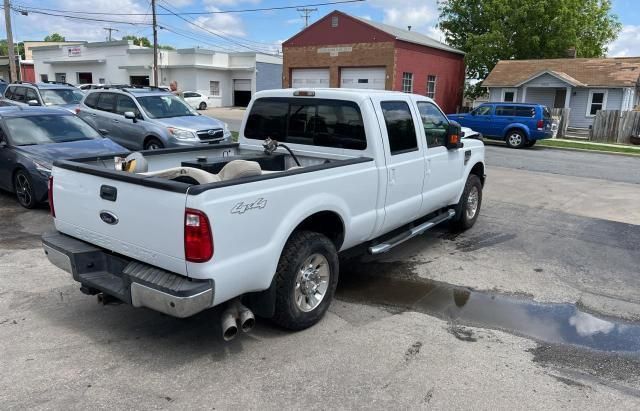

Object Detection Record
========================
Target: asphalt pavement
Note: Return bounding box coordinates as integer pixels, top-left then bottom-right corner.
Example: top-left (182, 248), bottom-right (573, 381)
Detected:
top-left (2, 144), bottom-right (640, 408)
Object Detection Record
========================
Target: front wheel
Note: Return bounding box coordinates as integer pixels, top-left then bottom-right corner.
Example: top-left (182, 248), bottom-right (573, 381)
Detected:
top-left (144, 138), bottom-right (164, 150)
top-left (450, 175), bottom-right (482, 231)
top-left (505, 130), bottom-right (526, 149)
top-left (14, 170), bottom-right (37, 209)
top-left (272, 231), bottom-right (339, 331)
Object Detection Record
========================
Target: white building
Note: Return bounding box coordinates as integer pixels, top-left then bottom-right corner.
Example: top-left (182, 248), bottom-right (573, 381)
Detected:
top-left (31, 40), bottom-right (283, 107)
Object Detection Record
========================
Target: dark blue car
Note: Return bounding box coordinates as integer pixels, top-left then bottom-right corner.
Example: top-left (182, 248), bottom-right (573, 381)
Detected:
top-left (448, 103), bottom-right (553, 148)
top-left (0, 107), bottom-right (127, 208)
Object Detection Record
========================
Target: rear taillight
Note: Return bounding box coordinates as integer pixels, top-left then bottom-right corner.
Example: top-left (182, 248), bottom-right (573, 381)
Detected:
top-left (47, 176), bottom-right (55, 217)
top-left (184, 208), bottom-right (213, 263)
top-left (537, 120), bottom-right (544, 130)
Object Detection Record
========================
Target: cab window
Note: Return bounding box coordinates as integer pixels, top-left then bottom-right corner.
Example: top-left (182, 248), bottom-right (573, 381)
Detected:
top-left (417, 101), bottom-right (449, 148)
top-left (472, 105), bottom-right (492, 116)
top-left (381, 101), bottom-right (418, 155)
top-left (25, 89), bottom-right (39, 103)
top-left (13, 87), bottom-right (26, 102)
top-left (115, 95), bottom-right (138, 116)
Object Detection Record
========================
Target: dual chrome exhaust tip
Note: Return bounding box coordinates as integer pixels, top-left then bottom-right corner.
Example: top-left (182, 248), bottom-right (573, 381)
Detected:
top-left (221, 299), bottom-right (255, 341)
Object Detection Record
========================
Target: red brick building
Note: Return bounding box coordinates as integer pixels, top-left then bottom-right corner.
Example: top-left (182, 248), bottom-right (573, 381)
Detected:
top-left (282, 11), bottom-right (466, 113)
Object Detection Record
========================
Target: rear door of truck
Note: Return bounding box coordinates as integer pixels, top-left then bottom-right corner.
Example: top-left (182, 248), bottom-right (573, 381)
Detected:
top-left (50, 164), bottom-right (189, 275)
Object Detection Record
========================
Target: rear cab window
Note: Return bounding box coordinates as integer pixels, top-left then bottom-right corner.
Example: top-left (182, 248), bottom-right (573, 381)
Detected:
top-left (244, 97), bottom-right (367, 150)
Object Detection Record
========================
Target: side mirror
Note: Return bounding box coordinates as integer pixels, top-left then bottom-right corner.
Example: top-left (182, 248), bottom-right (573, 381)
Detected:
top-left (98, 129), bottom-right (109, 136)
top-left (27, 99), bottom-right (40, 106)
top-left (124, 111), bottom-right (137, 122)
top-left (446, 121), bottom-right (463, 150)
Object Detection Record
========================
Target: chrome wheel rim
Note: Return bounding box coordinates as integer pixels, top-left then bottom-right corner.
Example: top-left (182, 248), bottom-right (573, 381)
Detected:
top-left (294, 253), bottom-right (330, 312)
top-left (508, 133), bottom-right (522, 147)
top-left (466, 186), bottom-right (479, 220)
top-left (15, 173), bottom-right (32, 206)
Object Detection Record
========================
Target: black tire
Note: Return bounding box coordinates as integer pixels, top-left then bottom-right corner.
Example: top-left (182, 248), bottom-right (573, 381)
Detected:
top-left (505, 129), bottom-right (526, 149)
top-left (450, 175), bottom-right (482, 231)
top-left (198, 102), bottom-right (207, 110)
top-left (144, 138), bottom-right (164, 150)
top-left (272, 231), bottom-right (339, 331)
top-left (525, 140), bottom-right (536, 148)
top-left (14, 169), bottom-right (37, 209)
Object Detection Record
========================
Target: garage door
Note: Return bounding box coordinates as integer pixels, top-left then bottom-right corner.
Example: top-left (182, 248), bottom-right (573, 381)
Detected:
top-left (233, 79), bottom-right (252, 107)
top-left (340, 67), bottom-right (386, 90)
top-left (291, 68), bottom-right (330, 88)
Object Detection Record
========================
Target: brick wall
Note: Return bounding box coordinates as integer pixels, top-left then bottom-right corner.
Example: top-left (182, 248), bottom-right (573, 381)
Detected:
top-left (283, 42), bottom-right (395, 88)
top-left (394, 41), bottom-right (465, 113)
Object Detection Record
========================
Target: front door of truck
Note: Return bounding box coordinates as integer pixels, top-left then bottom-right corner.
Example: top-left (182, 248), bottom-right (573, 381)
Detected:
top-left (374, 98), bottom-right (426, 233)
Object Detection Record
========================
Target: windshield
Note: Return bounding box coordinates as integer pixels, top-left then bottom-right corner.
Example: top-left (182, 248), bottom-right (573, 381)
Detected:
top-left (136, 95), bottom-right (196, 119)
top-left (40, 89), bottom-right (84, 105)
top-left (5, 115), bottom-right (101, 146)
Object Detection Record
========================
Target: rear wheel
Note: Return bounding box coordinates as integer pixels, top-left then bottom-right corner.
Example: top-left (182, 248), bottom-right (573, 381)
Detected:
top-left (144, 138), bottom-right (164, 150)
top-left (14, 170), bottom-right (37, 209)
top-left (272, 231), bottom-right (339, 331)
top-left (450, 175), bottom-right (482, 231)
top-left (505, 130), bottom-right (526, 149)
top-left (198, 102), bottom-right (207, 110)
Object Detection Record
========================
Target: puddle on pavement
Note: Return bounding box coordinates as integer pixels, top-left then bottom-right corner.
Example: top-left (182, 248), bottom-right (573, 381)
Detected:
top-left (337, 262), bottom-right (640, 355)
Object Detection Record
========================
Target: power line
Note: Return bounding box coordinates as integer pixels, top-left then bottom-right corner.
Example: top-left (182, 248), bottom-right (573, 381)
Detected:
top-left (12, 7), bottom-right (153, 26)
top-left (156, 1), bottom-right (267, 54)
top-left (104, 27), bottom-right (119, 41)
top-left (12, 0), bottom-right (365, 16)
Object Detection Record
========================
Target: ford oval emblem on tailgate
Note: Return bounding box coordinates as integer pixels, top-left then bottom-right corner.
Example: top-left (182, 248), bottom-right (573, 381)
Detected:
top-left (100, 211), bottom-right (119, 225)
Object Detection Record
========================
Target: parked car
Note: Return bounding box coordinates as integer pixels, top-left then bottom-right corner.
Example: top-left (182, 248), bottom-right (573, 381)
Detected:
top-left (0, 106), bottom-right (127, 208)
top-left (181, 91), bottom-right (209, 110)
top-left (0, 79), bottom-right (7, 96)
top-left (448, 102), bottom-right (552, 148)
top-left (42, 88), bottom-right (485, 339)
top-left (77, 88), bottom-right (232, 150)
top-left (3, 81), bottom-right (84, 112)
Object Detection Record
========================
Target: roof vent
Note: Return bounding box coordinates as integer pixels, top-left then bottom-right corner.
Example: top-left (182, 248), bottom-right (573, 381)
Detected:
top-left (331, 16), bottom-right (339, 28)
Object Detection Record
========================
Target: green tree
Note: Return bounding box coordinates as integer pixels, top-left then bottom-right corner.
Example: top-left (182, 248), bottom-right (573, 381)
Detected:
top-left (44, 33), bottom-right (66, 42)
top-left (159, 44), bottom-right (175, 50)
top-left (122, 35), bottom-right (152, 48)
top-left (0, 40), bottom-right (25, 59)
top-left (439, 0), bottom-right (622, 98)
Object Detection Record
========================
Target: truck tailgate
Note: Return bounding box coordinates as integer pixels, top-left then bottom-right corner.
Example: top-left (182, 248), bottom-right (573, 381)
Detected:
top-left (51, 167), bottom-right (188, 276)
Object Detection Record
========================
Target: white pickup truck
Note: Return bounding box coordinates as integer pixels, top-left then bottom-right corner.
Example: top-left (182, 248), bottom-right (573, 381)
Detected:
top-left (42, 88), bottom-right (485, 339)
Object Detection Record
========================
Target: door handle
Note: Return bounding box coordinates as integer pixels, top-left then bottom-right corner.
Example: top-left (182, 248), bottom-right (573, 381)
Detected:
top-left (112, 119), bottom-right (119, 123)
top-left (389, 168), bottom-right (396, 185)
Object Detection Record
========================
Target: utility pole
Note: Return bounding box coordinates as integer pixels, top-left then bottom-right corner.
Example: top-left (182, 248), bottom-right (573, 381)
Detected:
top-left (297, 7), bottom-right (317, 28)
top-left (4, 0), bottom-right (17, 82)
top-left (151, 0), bottom-right (158, 87)
top-left (104, 27), bottom-right (119, 42)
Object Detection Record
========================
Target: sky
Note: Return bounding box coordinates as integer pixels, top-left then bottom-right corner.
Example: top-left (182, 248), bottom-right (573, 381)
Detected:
top-left (3, 0), bottom-right (640, 57)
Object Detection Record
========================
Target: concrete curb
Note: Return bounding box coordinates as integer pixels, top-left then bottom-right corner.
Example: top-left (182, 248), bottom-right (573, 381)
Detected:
top-left (537, 144), bottom-right (640, 158)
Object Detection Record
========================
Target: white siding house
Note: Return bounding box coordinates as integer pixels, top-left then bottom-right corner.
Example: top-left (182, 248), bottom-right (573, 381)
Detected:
top-left (482, 58), bottom-right (640, 129)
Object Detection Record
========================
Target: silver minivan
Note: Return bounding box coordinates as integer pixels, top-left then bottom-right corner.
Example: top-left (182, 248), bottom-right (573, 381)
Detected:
top-left (77, 88), bottom-right (232, 150)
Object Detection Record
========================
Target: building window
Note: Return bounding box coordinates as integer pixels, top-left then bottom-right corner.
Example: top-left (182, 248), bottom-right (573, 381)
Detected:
top-left (40, 74), bottom-right (48, 82)
top-left (210, 81), bottom-right (220, 97)
top-left (587, 90), bottom-right (607, 116)
top-left (502, 88), bottom-right (517, 102)
top-left (55, 73), bottom-right (66, 83)
top-left (331, 16), bottom-right (339, 27)
top-left (77, 72), bottom-right (93, 84)
top-left (402, 72), bottom-right (413, 93)
top-left (426, 75), bottom-right (437, 99)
